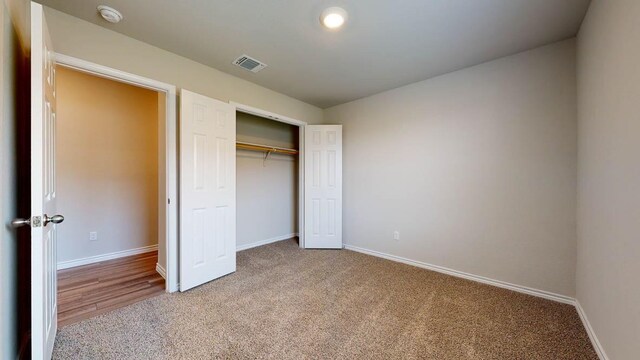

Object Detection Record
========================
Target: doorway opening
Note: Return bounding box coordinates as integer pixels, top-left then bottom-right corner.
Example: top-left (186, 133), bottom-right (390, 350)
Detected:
top-left (232, 103), bottom-right (307, 252)
top-left (53, 64), bottom-right (170, 326)
top-left (235, 109), bottom-right (303, 251)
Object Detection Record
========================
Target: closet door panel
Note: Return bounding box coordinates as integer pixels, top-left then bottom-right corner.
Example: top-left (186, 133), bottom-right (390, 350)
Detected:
top-left (304, 125), bottom-right (342, 249)
top-left (180, 90), bottom-right (236, 291)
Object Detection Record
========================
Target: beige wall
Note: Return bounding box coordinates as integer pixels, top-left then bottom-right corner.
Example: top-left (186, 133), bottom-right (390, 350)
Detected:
top-left (236, 112), bottom-right (298, 248)
top-left (237, 112), bottom-right (298, 149)
top-left (56, 67), bottom-right (159, 263)
top-left (325, 39), bottom-right (578, 297)
top-left (576, 1), bottom-right (640, 359)
top-left (43, 7), bottom-right (323, 125)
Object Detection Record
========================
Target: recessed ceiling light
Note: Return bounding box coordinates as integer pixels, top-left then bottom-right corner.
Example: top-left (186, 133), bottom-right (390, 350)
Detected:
top-left (97, 5), bottom-right (123, 24)
top-left (321, 7), bottom-right (348, 30)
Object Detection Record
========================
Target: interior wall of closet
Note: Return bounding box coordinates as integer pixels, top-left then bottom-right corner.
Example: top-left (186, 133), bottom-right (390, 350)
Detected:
top-left (236, 112), bottom-right (299, 249)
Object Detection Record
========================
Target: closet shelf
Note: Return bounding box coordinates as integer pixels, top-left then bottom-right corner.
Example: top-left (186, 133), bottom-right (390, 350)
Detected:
top-left (236, 141), bottom-right (299, 155)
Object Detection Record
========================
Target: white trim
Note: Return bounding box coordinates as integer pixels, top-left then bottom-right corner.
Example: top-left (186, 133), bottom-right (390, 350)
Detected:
top-left (344, 244), bottom-right (576, 305)
top-left (155, 263), bottom-right (167, 280)
top-left (230, 101), bottom-right (308, 126)
top-left (57, 245), bottom-right (158, 270)
top-left (54, 53), bottom-right (179, 293)
top-left (236, 233), bottom-right (299, 252)
top-left (576, 301), bottom-right (609, 360)
top-left (54, 53), bottom-right (173, 94)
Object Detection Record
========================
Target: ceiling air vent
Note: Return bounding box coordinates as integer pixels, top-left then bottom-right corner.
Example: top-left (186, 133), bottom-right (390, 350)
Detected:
top-left (232, 54), bottom-right (267, 73)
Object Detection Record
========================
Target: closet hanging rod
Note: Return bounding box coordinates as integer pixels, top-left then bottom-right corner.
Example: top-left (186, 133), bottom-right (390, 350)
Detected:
top-left (236, 141), bottom-right (299, 155)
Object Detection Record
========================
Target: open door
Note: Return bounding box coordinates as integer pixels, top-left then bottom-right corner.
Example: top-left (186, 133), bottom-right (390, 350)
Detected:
top-left (179, 90), bottom-right (236, 291)
top-left (304, 125), bottom-right (343, 249)
top-left (30, 3), bottom-right (63, 358)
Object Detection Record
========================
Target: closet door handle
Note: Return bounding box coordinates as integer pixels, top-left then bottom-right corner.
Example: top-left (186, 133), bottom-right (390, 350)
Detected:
top-left (43, 214), bottom-right (65, 226)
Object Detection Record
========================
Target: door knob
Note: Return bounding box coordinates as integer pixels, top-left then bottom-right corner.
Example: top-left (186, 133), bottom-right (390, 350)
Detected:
top-left (44, 214), bottom-right (65, 226)
top-left (11, 218), bottom-right (31, 228)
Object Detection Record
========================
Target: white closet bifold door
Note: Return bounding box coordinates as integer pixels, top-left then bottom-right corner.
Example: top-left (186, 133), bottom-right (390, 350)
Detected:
top-left (179, 89), bottom-right (236, 291)
top-left (304, 125), bottom-right (343, 249)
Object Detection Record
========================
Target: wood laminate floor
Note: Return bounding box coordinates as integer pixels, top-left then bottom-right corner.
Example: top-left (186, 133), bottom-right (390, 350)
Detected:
top-left (57, 251), bottom-right (165, 327)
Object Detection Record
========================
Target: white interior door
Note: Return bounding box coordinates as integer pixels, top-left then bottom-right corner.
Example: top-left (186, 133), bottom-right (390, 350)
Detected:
top-left (180, 90), bottom-right (236, 291)
top-left (304, 125), bottom-right (343, 249)
top-left (31, 3), bottom-right (61, 358)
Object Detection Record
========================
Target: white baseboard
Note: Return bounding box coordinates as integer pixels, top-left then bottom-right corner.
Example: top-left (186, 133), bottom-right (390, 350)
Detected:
top-left (575, 301), bottom-right (608, 360)
top-left (236, 233), bottom-right (298, 252)
top-left (155, 263), bottom-right (167, 279)
top-left (344, 244), bottom-right (575, 305)
top-left (57, 244), bottom-right (158, 270)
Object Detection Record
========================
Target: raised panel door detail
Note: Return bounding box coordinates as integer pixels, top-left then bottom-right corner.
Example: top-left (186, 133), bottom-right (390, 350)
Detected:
top-left (327, 131), bottom-right (337, 145)
top-left (216, 109), bottom-right (226, 128)
top-left (44, 231), bottom-right (51, 326)
top-left (216, 138), bottom-right (227, 189)
top-left (45, 45), bottom-right (50, 85)
top-left (327, 150), bottom-right (336, 188)
top-left (50, 230), bottom-right (57, 321)
top-left (194, 103), bottom-right (205, 123)
top-left (312, 199), bottom-right (321, 236)
top-left (327, 199), bottom-right (336, 236)
top-left (193, 134), bottom-right (206, 190)
top-left (43, 101), bottom-right (57, 200)
top-left (51, 111), bottom-right (56, 198)
top-left (312, 151), bottom-right (321, 187)
top-left (215, 206), bottom-right (227, 259)
top-left (193, 209), bottom-right (206, 267)
top-left (46, 229), bottom-right (57, 335)
top-left (44, 101), bottom-right (50, 198)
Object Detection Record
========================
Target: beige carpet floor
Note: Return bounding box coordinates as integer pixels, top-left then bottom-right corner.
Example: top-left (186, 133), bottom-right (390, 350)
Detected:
top-left (53, 239), bottom-right (597, 359)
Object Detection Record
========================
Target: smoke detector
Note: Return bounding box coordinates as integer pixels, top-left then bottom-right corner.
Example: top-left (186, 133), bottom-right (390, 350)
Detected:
top-left (232, 55), bottom-right (267, 73)
top-left (97, 5), bottom-right (123, 24)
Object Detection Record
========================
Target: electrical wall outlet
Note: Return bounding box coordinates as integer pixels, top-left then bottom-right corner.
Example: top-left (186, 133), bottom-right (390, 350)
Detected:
top-left (393, 231), bottom-right (400, 240)
top-left (89, 231), bottom-right (98, 241)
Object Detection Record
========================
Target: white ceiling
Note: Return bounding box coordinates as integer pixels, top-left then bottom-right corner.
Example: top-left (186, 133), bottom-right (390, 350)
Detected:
top-left (37, 0), bottom-right (591, 108)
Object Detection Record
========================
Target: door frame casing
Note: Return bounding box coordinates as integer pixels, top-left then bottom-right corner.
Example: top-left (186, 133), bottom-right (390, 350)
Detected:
top-left (229, 102), bottom-right (307, 248)
top-left (53, 53), bottom-right (179, 292)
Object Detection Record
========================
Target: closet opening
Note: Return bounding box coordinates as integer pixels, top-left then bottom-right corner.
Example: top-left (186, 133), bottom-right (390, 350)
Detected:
top-left (234, 104), bottom-right (307, 251)
top-left (54, 66), bottom-right (168, 326)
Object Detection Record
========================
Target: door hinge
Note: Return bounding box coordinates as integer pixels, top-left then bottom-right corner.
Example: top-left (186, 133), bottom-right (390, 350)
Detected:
top-left (168, 198), bottom-right (171, 205)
